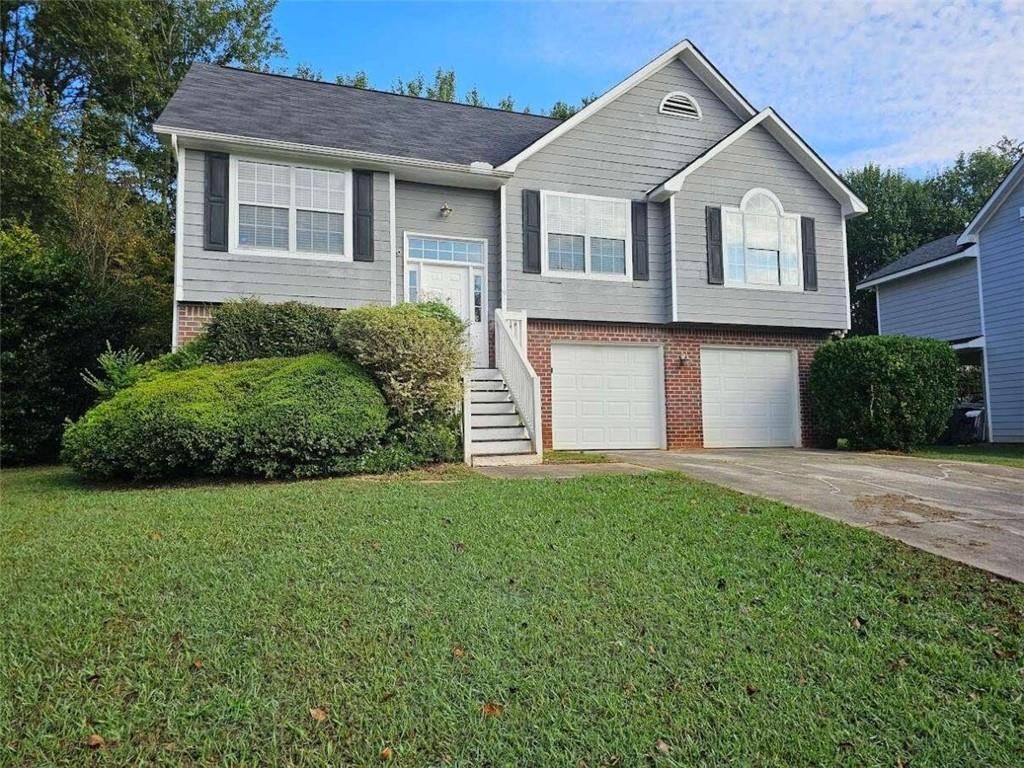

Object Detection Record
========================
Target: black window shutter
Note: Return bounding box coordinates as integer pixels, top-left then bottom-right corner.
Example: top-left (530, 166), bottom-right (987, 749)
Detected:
top-left (801, 216), bottom-right (818, 291)
top-left (352, 170), bottom-right (374, 261)
top-left (204, 152), bottom-right (228, 251)
top-left (631, 201), bottom-right (649, 281)
top-left (522, 189), bottom-right (541, 273)
top-left (705, 206), bottom-right (724, 285)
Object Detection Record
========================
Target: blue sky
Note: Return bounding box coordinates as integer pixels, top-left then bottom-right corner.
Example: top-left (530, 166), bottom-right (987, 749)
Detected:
top-left (272, 1), bottom-right (1024, 175)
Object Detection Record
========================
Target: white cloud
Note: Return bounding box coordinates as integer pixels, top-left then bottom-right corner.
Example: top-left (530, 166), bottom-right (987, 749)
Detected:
top-left (524, 1), bottom-right (1024, 173)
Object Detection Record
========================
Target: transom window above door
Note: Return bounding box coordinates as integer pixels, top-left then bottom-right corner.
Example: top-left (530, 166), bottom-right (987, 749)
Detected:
top-left (541, 191), bottom-right (631, 279)
top-left (407, 236), bottom-right (483, 264)
top-left (722, 189), bottom-right (801, 289)
top-left (232, 158), bottom-right (351, 259)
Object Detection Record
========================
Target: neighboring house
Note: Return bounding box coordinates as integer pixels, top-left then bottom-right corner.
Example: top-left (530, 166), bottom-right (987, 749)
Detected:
top-left (156, 40), bottom-right (867, 464)
top-left (858, 157), bottom-right (1024, 444)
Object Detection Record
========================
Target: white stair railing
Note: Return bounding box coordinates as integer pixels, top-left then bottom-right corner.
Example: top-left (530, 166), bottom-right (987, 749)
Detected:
top-left (493, 309), bottom-right (543, 456)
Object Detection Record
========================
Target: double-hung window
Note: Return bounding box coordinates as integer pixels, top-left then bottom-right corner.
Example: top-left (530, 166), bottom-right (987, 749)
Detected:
top-left (541, 191), bottom-right (631, 279)
top-left (233, 158), bottom-right (351, 259)
top-left (722, 189), bottom-right (801, 289)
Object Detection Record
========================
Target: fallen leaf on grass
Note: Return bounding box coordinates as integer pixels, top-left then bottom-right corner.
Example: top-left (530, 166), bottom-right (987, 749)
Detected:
top-left (655, 739), bottom-right (671, 755)
top-left (888, 658), bottom-right (909, 672)
top-left (851, 616), bottom-right (868, 633)
top-left (191, 658), bottom-right (203, 671)
top-left (745, 685), bottom-right (759, 696)
top-left (148, 531), bottom-right (162, 540)
top-left (452, 645), bottom-right (465, 659)
top-left (994, 647), bottom-right (1017, 660)
top-left (309, 707), bottom-right (328, 723)
top-left (86, 734), bottom-right (105, 749)
top-left (452, 541), bottom-right (466, 554)
top-left (481, 702), bottom-right (504, 717)
top-left (379, 746), bottom-right (394, 761)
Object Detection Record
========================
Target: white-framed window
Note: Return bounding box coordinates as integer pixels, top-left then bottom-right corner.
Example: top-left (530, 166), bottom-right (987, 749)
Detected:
top-left (722, 189), bottom-right (802, 290)
top-left (540, 191), bottom-right (632, 280)
top-left (407, 235), bottom-right (484, 265)
top-left (230, 157), bottom-right (353, 260)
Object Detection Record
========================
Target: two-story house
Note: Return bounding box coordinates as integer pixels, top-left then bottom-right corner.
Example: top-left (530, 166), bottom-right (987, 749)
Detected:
top-left (858, 157), bottom-right (1024, 444)
top-left (156, 40), bottom-right (867, 464)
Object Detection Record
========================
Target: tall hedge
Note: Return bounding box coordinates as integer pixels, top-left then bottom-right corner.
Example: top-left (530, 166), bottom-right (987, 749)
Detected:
top-left (809, 335), bottom-right (958, 451)
top-left (333, 302), bottom-right (469, 424)
top-left (62, 354), bottom-right (389, 480)
top-left (202, 298), bottom-right (337, 363)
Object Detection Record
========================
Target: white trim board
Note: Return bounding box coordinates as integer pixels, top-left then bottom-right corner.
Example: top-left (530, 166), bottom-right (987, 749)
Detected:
top-left (958, 156), bottom-right (1024, 245)
top-left (389, 172), bottom-right (397, 305)
top-left (171, 134), bottom-right (185, 350)
top-left (857, 245), bottom-right (978, 289)
top-left (496, 39), bottom-right (756, 173)
top-left (647, 108), bottom-right (868, 218)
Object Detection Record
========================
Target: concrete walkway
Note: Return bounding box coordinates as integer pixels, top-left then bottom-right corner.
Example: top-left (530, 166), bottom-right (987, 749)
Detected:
top-left (607, 449), bottom-right (1024, 582)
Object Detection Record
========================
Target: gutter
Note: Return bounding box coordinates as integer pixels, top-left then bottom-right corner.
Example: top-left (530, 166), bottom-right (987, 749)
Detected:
top-left (153, 125), bottom-right (513, 183)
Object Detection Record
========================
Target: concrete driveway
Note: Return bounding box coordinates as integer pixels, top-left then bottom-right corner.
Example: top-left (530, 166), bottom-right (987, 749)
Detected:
top-left (607, 449), bottom-right (1024, 582)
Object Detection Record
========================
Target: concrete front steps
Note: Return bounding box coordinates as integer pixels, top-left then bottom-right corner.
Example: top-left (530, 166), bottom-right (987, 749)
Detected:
top-left (468, 368), bottom-right (541, 467)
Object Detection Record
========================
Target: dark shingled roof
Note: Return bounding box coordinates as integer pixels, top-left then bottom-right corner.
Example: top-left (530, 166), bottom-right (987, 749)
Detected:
top-left (154, 64), bottom-right (562, 167)
top-left (860, 233), bottom-right (972, 285)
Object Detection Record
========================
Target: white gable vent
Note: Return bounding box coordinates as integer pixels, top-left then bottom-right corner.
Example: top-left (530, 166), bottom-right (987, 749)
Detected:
top-left (659, 91), bottom-right (701, 120)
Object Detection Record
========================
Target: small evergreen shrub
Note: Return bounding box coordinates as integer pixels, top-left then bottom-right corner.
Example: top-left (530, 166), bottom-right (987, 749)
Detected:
top-left (81, 343), bottom-right (145, 401)
top-left (62, 353), bottom-right (388, 480)
top-left (809, 335), bottom-right (958, 451)
top-left (203, 298), bottom-right (337, 363)
top-left (333, 302), bottom-right (470, 424)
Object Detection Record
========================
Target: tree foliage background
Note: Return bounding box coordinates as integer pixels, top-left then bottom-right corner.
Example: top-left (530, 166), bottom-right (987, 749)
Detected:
top-left (1, 0), bottom-right (283, 462)
top-left (1, 1), bottom-right (1020, 462)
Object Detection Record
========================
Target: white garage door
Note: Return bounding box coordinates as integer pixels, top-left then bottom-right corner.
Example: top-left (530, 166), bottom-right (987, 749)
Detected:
top-left (551, 344), bottom-right (664, 450)
top-left (700, 347), bottom-right (799, 448)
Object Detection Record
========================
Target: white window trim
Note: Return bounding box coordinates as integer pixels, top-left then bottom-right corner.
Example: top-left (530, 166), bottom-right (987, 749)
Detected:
top-left (658, 91), bottom-right (702, 120)
top-left (228, 155), bottom-right (354, 262)
top-left (722, 188), bottom-right (803, 293)
top-left (539, 190), bottom-right (633, 282)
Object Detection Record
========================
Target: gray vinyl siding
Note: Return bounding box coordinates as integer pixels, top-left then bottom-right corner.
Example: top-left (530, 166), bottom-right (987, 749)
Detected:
top-left (394, 181), bottom-right (501, 319)
top-left (505, 58), bottom-right (744, 323)
top-left (876, 259), bottom-right (981, 341)
top-left (180, 148), bottom-right (392, 307)
top-left (977, 176), bottom-right (1024, 442)
top-left (674, 125), bottom-right (848, 329)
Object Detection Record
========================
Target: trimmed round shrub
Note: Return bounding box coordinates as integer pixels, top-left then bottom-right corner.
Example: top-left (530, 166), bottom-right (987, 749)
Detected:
top-left (62, 353), bottom-right (388, 480)
top-left (203, 298), bottom-right (337, 363)
top-left (809, 335), bottom-right (957, 451)
top-left (333, 303), bottom-right (470, 424)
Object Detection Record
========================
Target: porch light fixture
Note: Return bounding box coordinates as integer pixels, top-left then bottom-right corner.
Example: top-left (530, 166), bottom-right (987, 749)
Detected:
top-left (440, 201), bottom-right (453, 219)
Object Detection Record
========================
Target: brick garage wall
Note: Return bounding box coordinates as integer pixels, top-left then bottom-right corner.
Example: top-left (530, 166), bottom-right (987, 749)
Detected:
top-left (175, 302), bottom-right (216, 347)
top-left (525, 320), bottom-right (831, 450)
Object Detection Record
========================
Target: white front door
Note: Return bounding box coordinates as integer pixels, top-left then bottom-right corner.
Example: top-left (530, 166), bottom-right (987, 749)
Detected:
top-left (700, 347), bottom-right (800, 448)
top-left (551, 344), bottom-right (665, 450)
top-left (417, 262), bottom-right (488, 367)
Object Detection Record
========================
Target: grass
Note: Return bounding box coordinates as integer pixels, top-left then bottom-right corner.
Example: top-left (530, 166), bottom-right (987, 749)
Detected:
top-left (542, 450), bottom-right (609, 464)
top-left (2, 466), bottom-right (1022, 767)
top-left (907, 443), bottom-right (1024, 469)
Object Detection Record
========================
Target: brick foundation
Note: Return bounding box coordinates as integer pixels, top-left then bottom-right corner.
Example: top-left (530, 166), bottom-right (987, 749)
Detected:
top-left (524, 320), bottom-right (830, 450)
top-left (175, 302), bottom-right (216, 347)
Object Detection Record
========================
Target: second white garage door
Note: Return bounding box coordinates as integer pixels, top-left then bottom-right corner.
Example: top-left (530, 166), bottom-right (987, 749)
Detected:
top-left (700, 347), bottom-right (800, 448)
top-left (551, 344), bottom-right (664, 450)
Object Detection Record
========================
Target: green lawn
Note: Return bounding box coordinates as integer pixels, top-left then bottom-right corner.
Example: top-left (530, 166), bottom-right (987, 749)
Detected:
top-left (2, 467), bottom-right (1022, 767)
top-left (908, 443), bottom-right (1024, 469)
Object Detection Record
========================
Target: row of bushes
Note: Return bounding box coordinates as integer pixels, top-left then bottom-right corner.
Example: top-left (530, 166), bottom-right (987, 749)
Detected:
top-left (63, 298), bottom-right (470, 481)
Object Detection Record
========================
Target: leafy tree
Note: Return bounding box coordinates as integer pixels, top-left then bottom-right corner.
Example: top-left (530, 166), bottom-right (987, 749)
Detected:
top-left (463, 86), bottom-right (484, 107)
top-left (336, 70), bottom-right (368, 88)
top-left (497, 95), bottom-right (515, 111)
top-left (293, 62), bottom-right (322, 81)
top-left (426, 67), bottom-right (455, 102)
top-left (391, 73), bottom-right (424, 97)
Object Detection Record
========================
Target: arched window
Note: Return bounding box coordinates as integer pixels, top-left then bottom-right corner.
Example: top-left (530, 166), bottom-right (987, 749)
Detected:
top-left (658, 92), bottom-right (701, 120)
top-left (722, 189), bottom-right (801, 288)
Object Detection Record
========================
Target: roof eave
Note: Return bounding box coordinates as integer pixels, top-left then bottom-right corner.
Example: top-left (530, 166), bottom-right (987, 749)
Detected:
top-left (495, 39), bottom-right (758, 173)
top-left (646, 108), bottom-right (868, 218)
top-left (856, 245), bottom-right (979, 290)
top-left (154, 125), bottom-right (514, 186)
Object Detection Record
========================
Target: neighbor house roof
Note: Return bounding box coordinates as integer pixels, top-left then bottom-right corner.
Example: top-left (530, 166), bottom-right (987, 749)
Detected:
top-left (857, 233), bottom-right (976, 289)
top-left (154, 63), bottom-right (561, 168)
